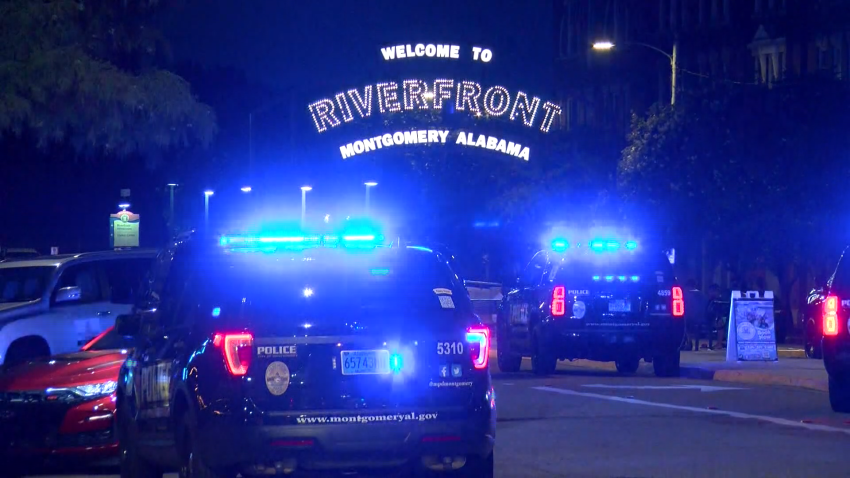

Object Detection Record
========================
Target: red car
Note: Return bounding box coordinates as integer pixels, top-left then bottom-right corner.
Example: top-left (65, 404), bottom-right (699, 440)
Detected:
top-left (0, 326), bottom-right (131, 465)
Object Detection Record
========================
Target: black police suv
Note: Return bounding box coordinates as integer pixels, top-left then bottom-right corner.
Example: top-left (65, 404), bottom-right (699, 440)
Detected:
top-left (812, 246), bottom-right (850, 412)
top-left (114, 233), bottom-right (495, 477)
top-left (497, 240), bottom-right (685, 377)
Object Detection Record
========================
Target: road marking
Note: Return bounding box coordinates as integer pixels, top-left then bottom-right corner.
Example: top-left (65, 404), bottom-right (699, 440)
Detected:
top-left (534, 386), bottom-right (850, 436)
top-left (581, 384), bottom-right (746, 392)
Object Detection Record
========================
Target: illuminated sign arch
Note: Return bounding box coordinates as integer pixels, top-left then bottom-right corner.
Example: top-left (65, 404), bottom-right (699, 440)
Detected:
top-left (306, 46), bottom-right (562, 162)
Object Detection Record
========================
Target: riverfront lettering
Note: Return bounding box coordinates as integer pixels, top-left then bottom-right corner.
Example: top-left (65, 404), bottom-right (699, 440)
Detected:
top-left (308, 78), bottom-right (561, 134)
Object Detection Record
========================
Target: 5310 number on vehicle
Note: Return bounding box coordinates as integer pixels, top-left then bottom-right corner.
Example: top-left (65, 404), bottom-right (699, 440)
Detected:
top-left (437, 342), bottom-right (464, 355)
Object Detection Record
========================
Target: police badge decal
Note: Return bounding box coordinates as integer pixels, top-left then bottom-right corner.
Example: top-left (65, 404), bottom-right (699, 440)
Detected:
top-left (265, 361), bottom-right (291, 396)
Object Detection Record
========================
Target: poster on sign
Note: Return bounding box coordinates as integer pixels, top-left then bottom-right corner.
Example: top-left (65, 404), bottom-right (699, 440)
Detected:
top-left (725, 291), bottom-right (778, 362)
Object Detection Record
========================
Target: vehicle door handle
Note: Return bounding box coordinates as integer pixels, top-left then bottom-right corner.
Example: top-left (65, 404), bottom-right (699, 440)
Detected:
top-left (97, 311), bottom-right (112, 316)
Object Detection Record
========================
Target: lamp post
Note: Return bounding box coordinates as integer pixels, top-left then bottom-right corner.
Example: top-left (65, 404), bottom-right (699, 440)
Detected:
top-left (167, 183), bottom-right (178, 231)
top-left (592, 40), bottom-right (679, 106)
top-left (204, 190), bottom-right (214, 229)
top-left (300, 186), bottom-right (312, 227)
top-left (364, 181), bottom-right (377, 215)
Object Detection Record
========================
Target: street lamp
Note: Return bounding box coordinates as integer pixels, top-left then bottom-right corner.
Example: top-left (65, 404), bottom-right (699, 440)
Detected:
top-left (364, 182), bottom-right (377, 215)
top-left (204, 190), bottom-right (214, 229)
top-left (592, 40), bottom-right (678, 106)
top-left (241, 186), bottom-right (252, 193)
top-left (167, 183), bottom-right (178, 232)
top-left (300, 186), bottom-right (312, 226)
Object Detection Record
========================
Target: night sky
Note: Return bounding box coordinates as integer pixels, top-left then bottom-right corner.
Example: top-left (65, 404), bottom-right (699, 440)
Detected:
top-left (165, 0), bottom-right (554, 93)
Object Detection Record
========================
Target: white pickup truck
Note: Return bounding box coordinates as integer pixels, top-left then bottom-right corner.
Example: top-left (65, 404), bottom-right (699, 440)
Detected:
top-left (0, 249), bottom-right (156, 366)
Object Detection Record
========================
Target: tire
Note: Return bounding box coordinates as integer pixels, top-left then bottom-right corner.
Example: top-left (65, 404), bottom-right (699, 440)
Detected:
top-left (457, 453), bottom-right (494, 478)
top-left (4, 337), bottom-right (49, 368)
top-left (829, 376), bottom-right (850, 413)
top-left (615, 358), bottom-right (640, 375)
top-left (531, 335), bottom-right (557, 375)
top-left (496, 335), bottom-right (522, 373)
top-left (178, 414), bottom-right (233, 478)
top-left (804, 318), bottom-right (823, 359)
top-left (118, 404), bottom-right (162, 478)
top-left (653, 349), bottom-right (681, 377)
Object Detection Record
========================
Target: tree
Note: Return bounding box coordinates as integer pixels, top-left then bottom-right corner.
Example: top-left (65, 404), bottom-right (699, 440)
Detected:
top-left (619, 76), bottom-right (850, 333)
top-left (620, 77), bottom-right (850, 257)
top-left (0, 0), bottom-right (215, 158)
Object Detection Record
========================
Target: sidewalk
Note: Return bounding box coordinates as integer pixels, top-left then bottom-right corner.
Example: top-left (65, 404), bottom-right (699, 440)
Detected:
top-left (491, 346), bottom-right (829, 392)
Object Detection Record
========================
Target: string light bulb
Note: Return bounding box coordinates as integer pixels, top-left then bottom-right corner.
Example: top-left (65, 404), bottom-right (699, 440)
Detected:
top-left (402, 79), bottom-right (430, 110)
top-left (347, 86), bottom-right (373, 119)
top-left (509, 91), bottom-right (541, 127)
top-left (455, 80), bottom-right (482, 114)
top-left (483, 85), bottom-right (511, 117)
top-left (376, 82), bottom-right (402, 113)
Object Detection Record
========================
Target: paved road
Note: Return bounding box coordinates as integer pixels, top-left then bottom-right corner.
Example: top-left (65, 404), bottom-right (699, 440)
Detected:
top-left (21, 361), bottom-right (850, 477)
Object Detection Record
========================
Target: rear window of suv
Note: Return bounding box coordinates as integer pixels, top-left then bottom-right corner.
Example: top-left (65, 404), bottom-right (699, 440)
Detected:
top-left (197, 249), bottom-right (471, 325)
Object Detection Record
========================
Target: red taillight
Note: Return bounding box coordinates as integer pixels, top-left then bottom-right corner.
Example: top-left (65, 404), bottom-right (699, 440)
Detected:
top-left (214, 332), bottom-right (254, 376)
top-left (824, 296), bottom-right (839, 336)
top-left (552, 285), bottom-right (566, 317)
top-left (466, 325), bottom-right (490, 369)
top-left (672, 286), bottom-right (685, 317)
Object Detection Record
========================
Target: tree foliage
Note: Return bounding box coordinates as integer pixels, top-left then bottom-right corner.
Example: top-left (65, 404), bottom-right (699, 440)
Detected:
top-left (0, 0), bottom-right (215, 158)
top-left (619, 77), bottom-right (850, 257)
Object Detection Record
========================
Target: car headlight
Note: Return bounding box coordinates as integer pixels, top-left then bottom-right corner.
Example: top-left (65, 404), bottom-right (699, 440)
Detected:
top-left (70, 381), bottom-right (118, 398)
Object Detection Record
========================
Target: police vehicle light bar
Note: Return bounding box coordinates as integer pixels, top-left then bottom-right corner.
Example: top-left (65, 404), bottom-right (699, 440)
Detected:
top-left (219, 232), bottom-right (384, 252)
top-left (551, 239), bottom-right (638, 252)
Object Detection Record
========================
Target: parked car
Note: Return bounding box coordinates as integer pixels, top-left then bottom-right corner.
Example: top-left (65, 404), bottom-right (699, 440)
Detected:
top-left (0, 326), bottom-right (132, 469)
top-left (0, 248), bottom-right (40, 262)
top-left (0, 249), bottom-right (156, 367)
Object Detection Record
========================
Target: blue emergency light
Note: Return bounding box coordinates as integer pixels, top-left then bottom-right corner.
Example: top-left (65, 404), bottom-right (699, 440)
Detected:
top-left (551, 239), bottom-right (569, 252)
top-left (552, 239), bottom-right (638, 252)
top-left (219, 230), bottom-right (384, 253)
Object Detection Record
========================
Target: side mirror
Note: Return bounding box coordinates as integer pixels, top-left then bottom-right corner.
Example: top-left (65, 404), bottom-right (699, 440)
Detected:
top-left (55, 286), bottom-right (81, 303)
top-left (114, 314), bottom-right (140, 336)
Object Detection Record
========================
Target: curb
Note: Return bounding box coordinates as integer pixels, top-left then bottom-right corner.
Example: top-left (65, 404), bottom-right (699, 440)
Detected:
top-left (554, 360), bottom-right (829, 392)
top-left (490, 349), bottom-right (827, 392)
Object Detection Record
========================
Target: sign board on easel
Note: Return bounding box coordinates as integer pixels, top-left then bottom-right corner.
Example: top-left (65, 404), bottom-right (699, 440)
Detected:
top-left (725, 290), bottom-right (778, 362)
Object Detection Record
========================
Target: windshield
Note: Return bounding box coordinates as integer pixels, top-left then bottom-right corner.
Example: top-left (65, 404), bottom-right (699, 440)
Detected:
top-left (200, 249), bottom-right (470, 326)
top-left (0, 266), bottom-right (54, 303)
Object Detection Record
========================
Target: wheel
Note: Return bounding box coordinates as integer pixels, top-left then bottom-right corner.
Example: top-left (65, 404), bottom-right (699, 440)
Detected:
top-left (3, 337), bottom-right (49, 368)
top-left (178, 413), bottom-right (233, 478)
top-left (531, 334), bottom-right (557, 375)
top-left (804, 318), bottom-right (823, 359)
top-left (459, 452), bottom-right (493, 477)
top-left (118, 403), bottom-right (162, 478)
top-left (615, 358), bottom-right (640, 374)
top-left (496, 334), bottom-right (522, 373)
top-left (653, 349), bottom-right (681, 377)
top-left (829, 376), bottom-right (850, 413)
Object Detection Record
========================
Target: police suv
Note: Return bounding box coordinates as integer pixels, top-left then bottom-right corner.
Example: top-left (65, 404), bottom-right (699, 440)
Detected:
top-left (114, 229), bottom-right (495, 477)
top-left (497, 237), bottom-right (685, 376)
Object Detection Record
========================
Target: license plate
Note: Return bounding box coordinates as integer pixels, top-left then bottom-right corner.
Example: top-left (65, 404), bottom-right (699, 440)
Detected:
top-left (340, 350), bottom-right (390, 375)
top-left (609, 300), bottom-right (631, 313)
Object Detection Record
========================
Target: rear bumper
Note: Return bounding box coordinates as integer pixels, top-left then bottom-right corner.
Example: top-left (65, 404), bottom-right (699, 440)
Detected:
top-left (541, 319), bottom-right (684, 361)
top-left (823, 336), bottom-right (850, 378)
top-left (196, 404), bottom-right (496, 471)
